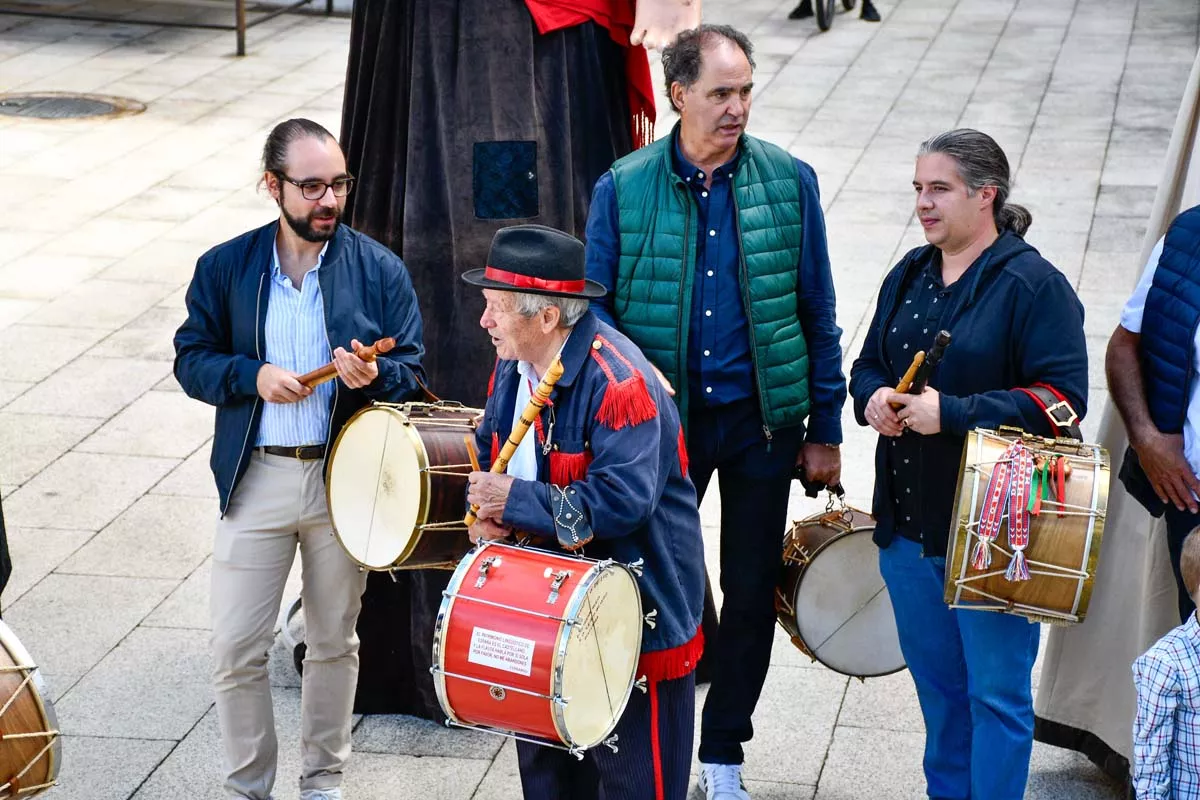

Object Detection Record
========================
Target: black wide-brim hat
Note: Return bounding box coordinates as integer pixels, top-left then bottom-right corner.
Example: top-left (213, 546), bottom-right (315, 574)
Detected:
top-left (462, 224), bottom-right (607, 299)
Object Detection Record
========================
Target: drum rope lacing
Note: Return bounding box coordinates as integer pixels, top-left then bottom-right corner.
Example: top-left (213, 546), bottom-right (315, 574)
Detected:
top-left (0, 664), bottom-right (58, 797)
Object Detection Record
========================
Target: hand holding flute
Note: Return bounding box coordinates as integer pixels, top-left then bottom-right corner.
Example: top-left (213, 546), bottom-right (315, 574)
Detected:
top-left (465, 357), bottom-right (566, 537)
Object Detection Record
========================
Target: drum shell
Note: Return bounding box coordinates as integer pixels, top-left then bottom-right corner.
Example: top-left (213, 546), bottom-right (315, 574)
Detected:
top-left (775, 508), bottom-right (903, 678)
top-left (945, 428), bottom-right (1110, 624)
top-left (0, 621), bottom-right (59, 797)
top-left (327, 403), bottom-right (480, 570)
top-left (433, 543), bottom-right (642, 750)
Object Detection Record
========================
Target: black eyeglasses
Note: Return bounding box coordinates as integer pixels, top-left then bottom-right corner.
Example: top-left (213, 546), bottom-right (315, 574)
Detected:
top-left (276, 172), bottom-right (355, 201)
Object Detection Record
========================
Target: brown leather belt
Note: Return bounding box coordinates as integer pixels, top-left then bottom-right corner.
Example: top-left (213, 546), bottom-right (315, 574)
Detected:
top-left (260, 444), bottom-right (325, 460)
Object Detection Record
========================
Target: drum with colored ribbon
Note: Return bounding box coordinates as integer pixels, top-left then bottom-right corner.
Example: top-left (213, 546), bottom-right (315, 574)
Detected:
top-left (775, 499), bottom-right (905, 678)
top-left (945, 427), bottom-right (1109, 624)
top-left (431, 542), bottom-right (644, 755)
top-left (327, 402), bottom-right (482, 570)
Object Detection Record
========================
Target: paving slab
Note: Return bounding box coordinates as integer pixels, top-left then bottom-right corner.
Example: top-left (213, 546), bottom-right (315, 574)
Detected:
top-left (74, 390), bottom-right (213, 459)
top-left (3, 451), bottom-right (177, 531)
top-left (21, 279), bottom-right (177, 331)
top-left (0, 412), bottom-right (100, 486)
top-left (353, 714), bottom-right (503, 761)
top-left (4, 573), bottom-right (177, 694)
top-left (55, 626), bottom-right (212, 740)
top-left (0, 325), bottom-right (110, 384)
top-left (3, 526), bottom-right (94, 606)
top-left (142, 556), bottom-right (211, 631)
top-left (813, 726), bottom-right (927, 800)
top-left (58, 494), bottom-right (212, 580)
top-left (43, 735), bottom-right (176, 800)
top-left (149, 442), bottom-right (217, 499)
top-left (5, 357), bottom-right (171, 419)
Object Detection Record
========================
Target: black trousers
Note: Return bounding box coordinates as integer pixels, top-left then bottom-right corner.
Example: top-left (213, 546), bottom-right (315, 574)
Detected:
top-left (689, 400), bottom-right (803, 765)
top-left (516, 673), bottom-right (695, 800)
top-left (1164, 505), bottom-right (1200, 622)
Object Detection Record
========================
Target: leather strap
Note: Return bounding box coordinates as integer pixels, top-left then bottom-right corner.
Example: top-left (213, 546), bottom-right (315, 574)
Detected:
top-left (1017, 384), bottom-right (1082, 441)
top-left (261, 444), bottom-right (325, 460)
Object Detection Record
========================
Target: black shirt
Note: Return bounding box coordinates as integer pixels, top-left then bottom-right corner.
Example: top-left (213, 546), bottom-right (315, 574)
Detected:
top-left (883, 256), bottom-right (963, 542)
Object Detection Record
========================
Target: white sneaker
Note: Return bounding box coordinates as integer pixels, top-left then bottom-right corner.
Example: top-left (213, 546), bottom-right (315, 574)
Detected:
top-left (698, 762), bottom-right (750, 800)
top-left (299, 790), bottom-right (342, 800)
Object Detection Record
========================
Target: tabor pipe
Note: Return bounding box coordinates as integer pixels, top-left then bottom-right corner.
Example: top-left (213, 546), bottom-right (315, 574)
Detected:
top-left (298, 337), bottom-right (395, 389)
top-left (464, 357), bottom-right (565, 528)
top-left (894, 351), bottom-right (925, 396)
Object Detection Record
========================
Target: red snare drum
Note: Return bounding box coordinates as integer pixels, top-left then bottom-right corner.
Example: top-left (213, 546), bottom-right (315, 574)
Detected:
top-left (432, 542), bottom-right (643, 754)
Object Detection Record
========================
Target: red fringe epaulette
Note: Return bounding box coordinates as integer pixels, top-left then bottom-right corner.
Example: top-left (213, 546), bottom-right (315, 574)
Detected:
top-left (549, 450), bottom-right (593, 486)
top-left (677, 425), bottom-right (689, 478)
top-left (637, 625), bottom-right (704, 682)
top-left (590, 334), bottom-right (657, 430)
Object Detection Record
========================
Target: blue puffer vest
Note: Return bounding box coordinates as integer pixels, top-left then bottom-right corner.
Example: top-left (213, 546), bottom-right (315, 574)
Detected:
top-left (1141, 205), bottom-right (1200, 434)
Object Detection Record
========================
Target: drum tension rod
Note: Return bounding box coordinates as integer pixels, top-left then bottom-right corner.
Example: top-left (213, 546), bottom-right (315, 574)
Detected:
top-left (475, 556), bottom-right (501, 589)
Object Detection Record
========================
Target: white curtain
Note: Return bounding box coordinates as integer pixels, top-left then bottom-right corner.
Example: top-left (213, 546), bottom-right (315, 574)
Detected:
top-left (1034, 50), bottom-right (1200, 770)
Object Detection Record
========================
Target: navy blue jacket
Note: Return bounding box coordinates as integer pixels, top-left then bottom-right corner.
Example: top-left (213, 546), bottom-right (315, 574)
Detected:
top-left (173, 222), bottom-right (426, 514)
top-left (849, 231), bottom-right (1089, 555)
top-left (475, 311), bottom-right (706, 662)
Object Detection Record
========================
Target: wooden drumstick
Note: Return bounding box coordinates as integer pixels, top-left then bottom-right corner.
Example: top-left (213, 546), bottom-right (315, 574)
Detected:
top-left (464, 356), bottom-right (565, 527)
top-left (298, 337), bottom-right (395, 389)
top-left (465, 436), bottom-right (482, 472)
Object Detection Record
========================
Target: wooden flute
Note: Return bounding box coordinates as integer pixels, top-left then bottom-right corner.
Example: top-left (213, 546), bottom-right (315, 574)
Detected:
top-left (298, 337), bottom-right (396, 389)
top-left (464, 356), bottom-right (565, 527)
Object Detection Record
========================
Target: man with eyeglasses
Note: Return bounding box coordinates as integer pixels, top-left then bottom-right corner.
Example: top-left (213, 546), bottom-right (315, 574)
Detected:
top-left (173, 118), bottom-right (426, 800)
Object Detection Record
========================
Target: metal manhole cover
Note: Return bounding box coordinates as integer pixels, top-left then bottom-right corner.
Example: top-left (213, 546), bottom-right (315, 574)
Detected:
top-left (0, 93), bottom-right (146, 120)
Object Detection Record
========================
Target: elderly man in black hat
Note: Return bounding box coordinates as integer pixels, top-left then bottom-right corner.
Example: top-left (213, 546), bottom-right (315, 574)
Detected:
top-left (462, 224), bottom-right (706, 800)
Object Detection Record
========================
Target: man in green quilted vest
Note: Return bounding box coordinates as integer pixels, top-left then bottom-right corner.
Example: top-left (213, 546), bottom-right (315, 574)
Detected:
top-left (585, 24), bottom-right (847, 800)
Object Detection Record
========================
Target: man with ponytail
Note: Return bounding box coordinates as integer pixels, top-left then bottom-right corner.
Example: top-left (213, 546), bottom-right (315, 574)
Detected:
top-left (849, 128), bottom-right (1088, 800)
top-left (174, 119), bottom-right (426, 800)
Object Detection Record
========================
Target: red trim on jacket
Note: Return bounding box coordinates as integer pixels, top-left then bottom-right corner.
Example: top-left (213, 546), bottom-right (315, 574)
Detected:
top-left (676, 424), bottom-right (689, 478)
top-left (637, 625), bottom-right (703, 682)
top-left (549, 449), bottom-right (593, 486)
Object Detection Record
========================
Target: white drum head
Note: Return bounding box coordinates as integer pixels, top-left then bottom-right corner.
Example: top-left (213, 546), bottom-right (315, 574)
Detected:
top-left (557, 566), bottom-right (642, 748)
top-left (328, 406), bottom-right (424, 569)
top-left (794, 530), bottom-right (904, 677)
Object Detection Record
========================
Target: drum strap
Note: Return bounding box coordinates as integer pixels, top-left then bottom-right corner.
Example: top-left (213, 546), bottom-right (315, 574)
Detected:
top-left (972, 440), bottom-right (1035, 581)
top-left (1017, 383), bottom-right (1082, 441)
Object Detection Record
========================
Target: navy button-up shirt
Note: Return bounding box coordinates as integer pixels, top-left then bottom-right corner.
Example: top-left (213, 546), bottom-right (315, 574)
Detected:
top-left (586, 137), bottom-right (844, 445)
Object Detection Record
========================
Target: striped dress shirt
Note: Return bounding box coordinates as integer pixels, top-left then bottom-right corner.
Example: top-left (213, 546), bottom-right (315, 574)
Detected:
top-left (1133, 611), bottom-right (1200, 799)
top-left (255, 242), bottom-right (336, 447)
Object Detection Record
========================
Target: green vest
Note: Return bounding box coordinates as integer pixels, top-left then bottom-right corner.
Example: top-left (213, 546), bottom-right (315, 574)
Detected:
top-left (609, 131), bottom-right (811, 433)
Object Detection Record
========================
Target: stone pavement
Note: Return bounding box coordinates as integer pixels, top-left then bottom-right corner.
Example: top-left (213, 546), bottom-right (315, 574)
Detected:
top-left (0, 0), bottom-right (1197, 797)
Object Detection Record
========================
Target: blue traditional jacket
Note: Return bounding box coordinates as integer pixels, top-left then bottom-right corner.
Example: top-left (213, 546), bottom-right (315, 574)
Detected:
top-left (474, 311), bottom-right (706, 678)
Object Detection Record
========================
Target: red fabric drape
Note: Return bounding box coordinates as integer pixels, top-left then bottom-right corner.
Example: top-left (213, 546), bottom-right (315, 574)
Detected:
top-left (524, 0), bottom-right (656, 148)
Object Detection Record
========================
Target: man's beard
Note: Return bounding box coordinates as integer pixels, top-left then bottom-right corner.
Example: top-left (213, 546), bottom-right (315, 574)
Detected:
top-left (282, 205), bottom-right (341, 242)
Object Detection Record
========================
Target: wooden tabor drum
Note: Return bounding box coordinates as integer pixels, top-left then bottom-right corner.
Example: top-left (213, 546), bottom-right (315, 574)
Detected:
top-left (0, 620), bottom-right (59, 797)
top-left (327, 402), bottom-right (482, 570)
top-left (945, 428), bottom-right (1109, 625)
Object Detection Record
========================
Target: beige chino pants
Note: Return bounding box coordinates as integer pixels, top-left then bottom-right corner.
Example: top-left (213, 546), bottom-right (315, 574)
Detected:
top-left (211, 451), bottom-right (368, 799)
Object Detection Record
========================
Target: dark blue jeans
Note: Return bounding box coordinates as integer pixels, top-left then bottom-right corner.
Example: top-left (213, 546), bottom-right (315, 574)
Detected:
top-left (879, 536), bottom-right (1040, 800)
top-left (690, 400), bottom-right (804, 765)
top-left (1165, 506), bottom-right (1200, 623)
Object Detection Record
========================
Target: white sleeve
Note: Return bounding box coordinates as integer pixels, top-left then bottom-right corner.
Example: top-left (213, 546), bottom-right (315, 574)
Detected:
top-left (1120, 238), bottom-right (1166, 334)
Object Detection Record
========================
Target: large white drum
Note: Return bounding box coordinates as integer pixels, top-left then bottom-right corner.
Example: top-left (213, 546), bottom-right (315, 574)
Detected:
top-left (775, 506), bottom-right (905, 678)
top-left (327, 402), bottom-right (482, 570)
